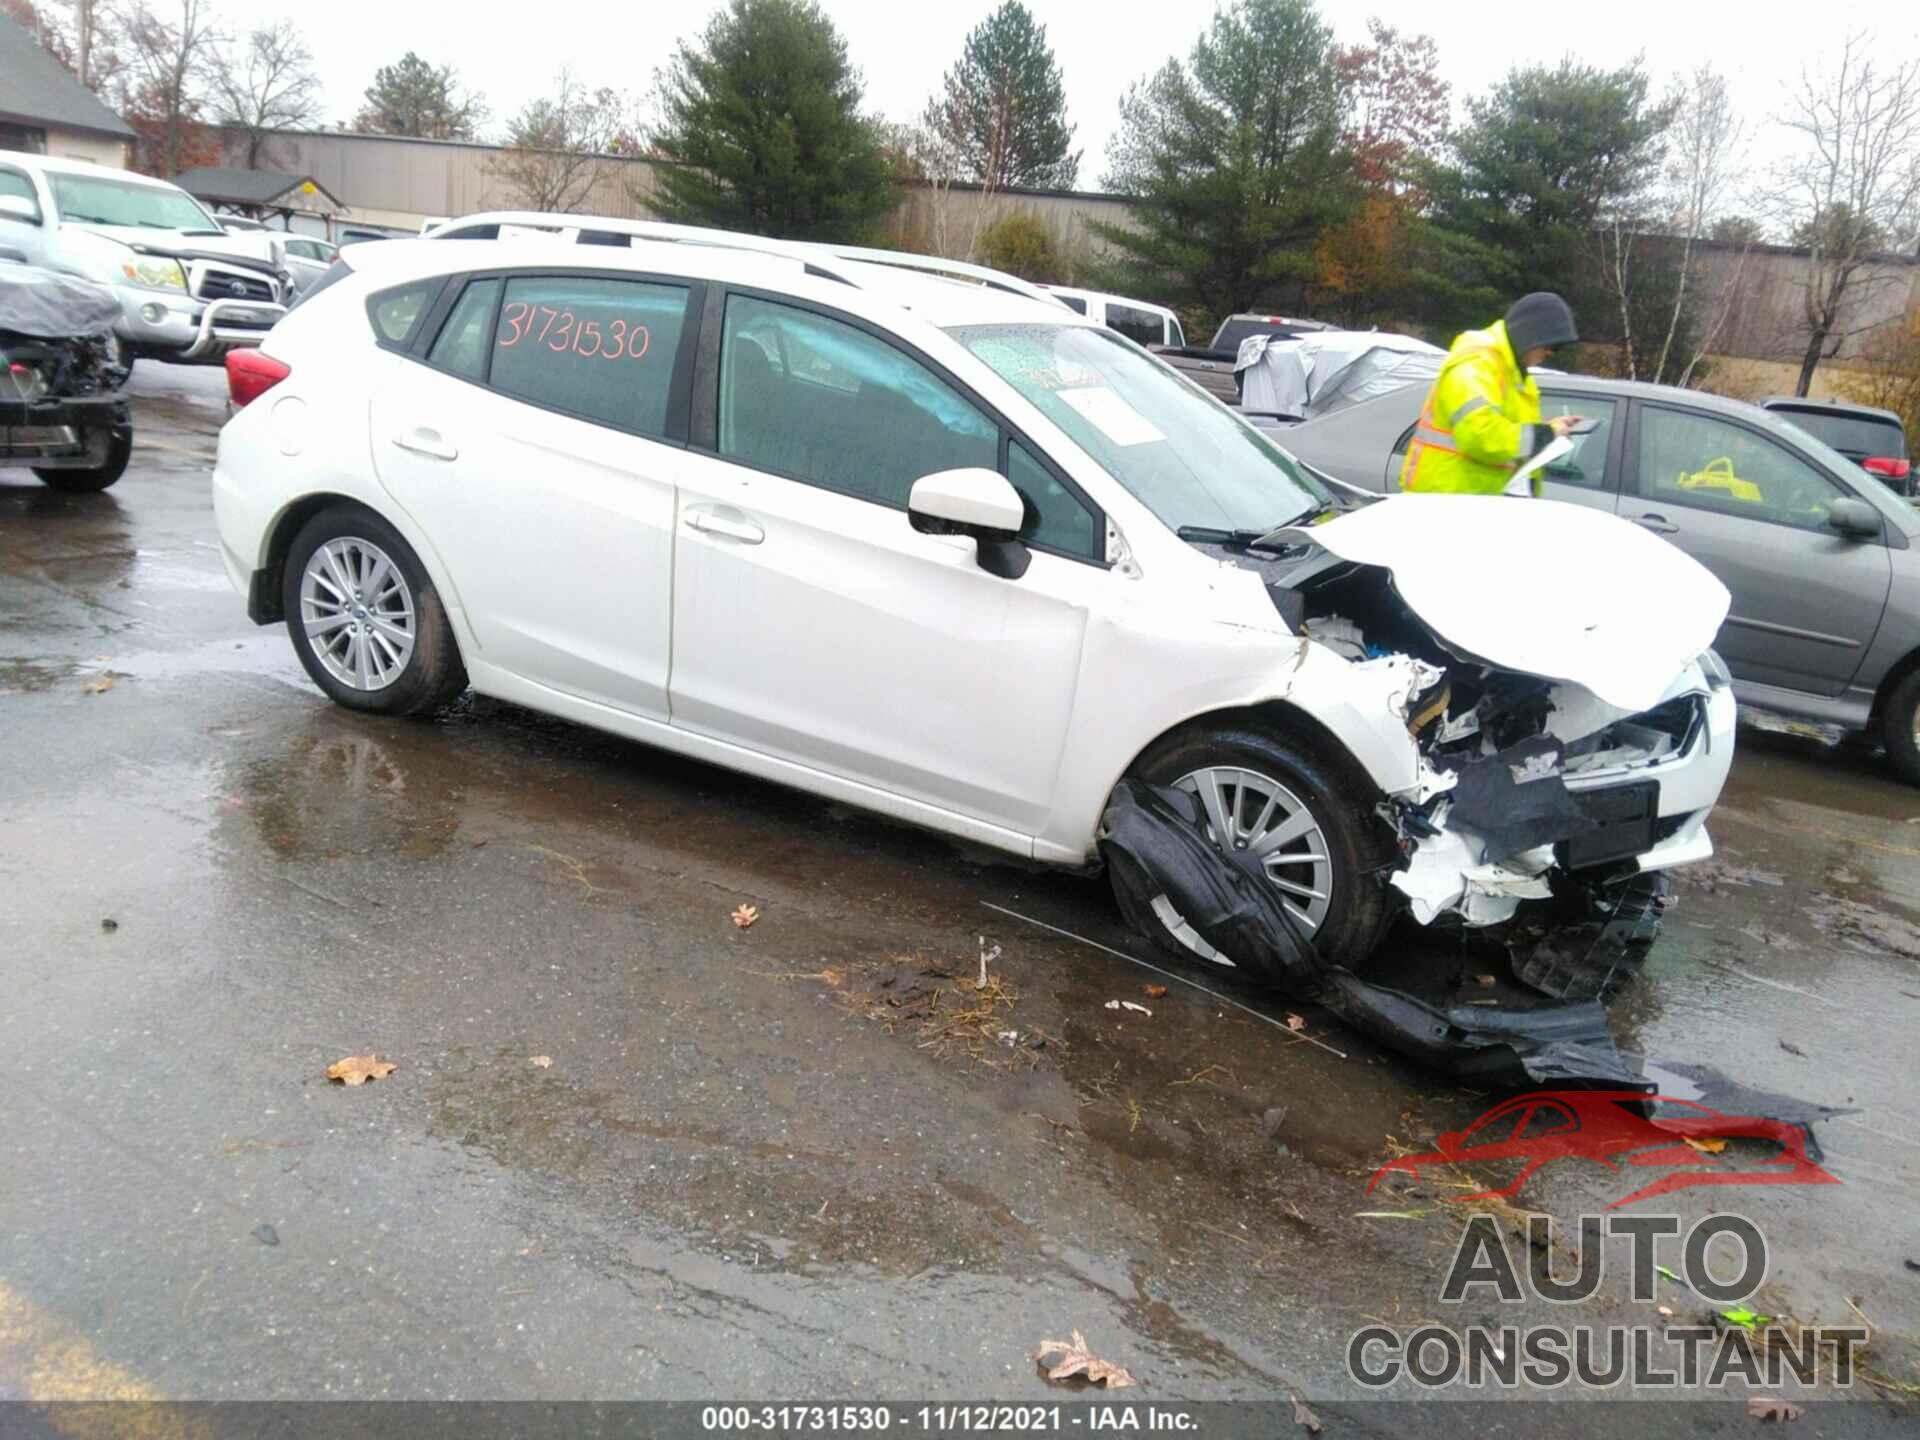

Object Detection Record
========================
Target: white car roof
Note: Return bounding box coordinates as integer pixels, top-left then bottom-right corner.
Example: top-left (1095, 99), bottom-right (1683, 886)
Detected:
top-left (1042, 285), bottom-right (1179, 322)
top-left (383, 221), bottom-right (1094, 333)
top-left (0, 148), bottom-right (184, 188)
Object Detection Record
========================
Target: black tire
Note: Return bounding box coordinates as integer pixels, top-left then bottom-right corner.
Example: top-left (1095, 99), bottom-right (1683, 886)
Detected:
top-left (1113, 721), bottom-right (1397, 970)
top-left (1882, 669), bottom-right (1920, 786)
top-left (282, 504), bottom-right (466, 716)
top-left (34, 424), bottom-right (131, 493)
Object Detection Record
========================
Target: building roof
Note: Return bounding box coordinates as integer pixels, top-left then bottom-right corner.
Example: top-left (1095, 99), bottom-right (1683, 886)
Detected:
top-left (171, 167), bottom-right (344, 211)
top-left (0, 15), bottom-right (134, 139)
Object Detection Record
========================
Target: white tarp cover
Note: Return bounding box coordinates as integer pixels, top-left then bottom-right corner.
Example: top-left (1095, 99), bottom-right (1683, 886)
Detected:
top-left (0, 263), bottom-right (121, 338)
top-left (1237, 330), bottom-right (1442, 420)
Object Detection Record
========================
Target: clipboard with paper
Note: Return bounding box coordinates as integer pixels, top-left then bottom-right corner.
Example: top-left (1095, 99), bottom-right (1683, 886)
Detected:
top-left (1504, 435), bottom-right (1574, 496)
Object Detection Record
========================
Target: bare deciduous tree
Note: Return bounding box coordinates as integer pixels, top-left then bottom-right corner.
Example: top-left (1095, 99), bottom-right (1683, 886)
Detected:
top-left (119, 0), bottom-right (224, 178)
top-left (1769, 33), bottom-right (1920, 395)
top-left (487, 69), bottom-right (634, 214)
top-left (1656, 64), bottom-right (1747, 383)
top-left (215, 20), bottom-right (323, 169)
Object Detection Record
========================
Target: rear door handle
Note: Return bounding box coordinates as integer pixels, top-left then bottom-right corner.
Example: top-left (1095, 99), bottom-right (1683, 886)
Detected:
top-left (684, 504), bottom-right (764, 545)
top-left (1633, 512), bottom-right (1678, 534)
top-left (392, 427), bottom-right (457, 461)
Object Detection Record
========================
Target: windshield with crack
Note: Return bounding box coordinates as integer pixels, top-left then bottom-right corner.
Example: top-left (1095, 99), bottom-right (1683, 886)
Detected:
top-left (950, 323), bottom-right (1328, 534)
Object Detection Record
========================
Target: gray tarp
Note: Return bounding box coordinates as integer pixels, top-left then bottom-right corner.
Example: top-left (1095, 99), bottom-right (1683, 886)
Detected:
top-left (1237, 330), bottom-right (1442, 420)
top-left (0, 263), bottom-right (123, 338)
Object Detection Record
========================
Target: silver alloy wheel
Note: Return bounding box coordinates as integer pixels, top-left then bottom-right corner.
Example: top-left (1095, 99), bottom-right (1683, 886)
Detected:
top-left (1148, 765), bottom-right (1334, 963)
top-left (298, 536), bottom-right (416, 692)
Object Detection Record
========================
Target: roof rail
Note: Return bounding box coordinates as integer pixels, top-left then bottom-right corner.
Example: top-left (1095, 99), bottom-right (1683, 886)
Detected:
top-left (427, 211), bottom-right (1059, 306)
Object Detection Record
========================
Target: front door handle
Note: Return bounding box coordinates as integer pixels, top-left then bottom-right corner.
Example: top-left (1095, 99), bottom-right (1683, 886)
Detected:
top-left (684, 505), bottom-right (765, 545)
top-left (392, 427), bottom-right (457, 462)
top-left (1633, 512), bottom-right (1679, 534)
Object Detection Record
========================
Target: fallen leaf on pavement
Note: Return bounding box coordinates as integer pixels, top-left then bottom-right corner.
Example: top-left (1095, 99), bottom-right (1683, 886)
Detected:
top-left (326, 1054), bottom-right (396, 1086)
top-left (1036, 1330), bottom-right (1135, 1388)
top-left (82, 676), bottom-right (114, 695)
top-left (530, 1055), bottom-right (552, 1068)
top-left (1746, 1395), bottom-right (1803, 1422)
top-left (731, 903), bottom-right (760, 929)
top-left (1657, 1304), bottom-right (1674, 1317)
top-left (1143, 984), bottom-right (1167, 999)
top-left (1285, 1014), bottom-right (1307, 1032)
top-left (1683, 1136), bottom-right (1728, 1154)
top-left (1290, 1392), bottom-right (1322, 1434)
top-left (1778, 1038), bottom-right (1807, 1057)
top-left (1720, 1306), bottom-right (1771, 1330)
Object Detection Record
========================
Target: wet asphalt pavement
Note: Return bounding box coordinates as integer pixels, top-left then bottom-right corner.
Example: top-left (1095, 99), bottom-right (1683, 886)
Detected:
top-left (1, 366), bottom-right (1917, 1430)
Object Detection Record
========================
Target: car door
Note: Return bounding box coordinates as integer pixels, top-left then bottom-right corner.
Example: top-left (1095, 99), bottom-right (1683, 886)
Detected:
top-left (1618, 401), bottom-right (1893, 695)
top-left (668, 289), bottom-right (1110, 840)
top-left (1384, 391), bottom-right (1624, 511)
top-left (370, 268), bottom-right (702, 721)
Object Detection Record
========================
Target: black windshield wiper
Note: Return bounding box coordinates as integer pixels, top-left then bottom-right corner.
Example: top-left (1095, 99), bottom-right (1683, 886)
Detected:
top-left (1176, 523), bottom-right (1311, 554)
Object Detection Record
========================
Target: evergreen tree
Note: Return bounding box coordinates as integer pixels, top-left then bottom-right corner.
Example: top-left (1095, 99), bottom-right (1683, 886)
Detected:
top-left (1094, 0), bottom-right (1354, 328)
top-left (922, 2), bottom-right (1079, 191)
top-left (353, 52), bottom-right (487, 140)
top-left (650, 0), bottom-right (897, 242)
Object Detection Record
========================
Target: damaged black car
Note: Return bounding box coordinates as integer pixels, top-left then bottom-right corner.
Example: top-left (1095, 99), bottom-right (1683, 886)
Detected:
top-left (1, 260), bottom-right (132, 493)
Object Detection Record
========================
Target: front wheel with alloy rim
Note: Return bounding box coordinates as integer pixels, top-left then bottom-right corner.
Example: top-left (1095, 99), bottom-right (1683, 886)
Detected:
top-left (1882, 669), bottom-right (1920, 786)
top-left (1111, 723), bottom-right (1396, 969)
top-left (282, 506), bottom-right (467, 716)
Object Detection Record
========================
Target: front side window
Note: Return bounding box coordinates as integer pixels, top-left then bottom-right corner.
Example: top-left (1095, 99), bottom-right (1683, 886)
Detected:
top-left (1536, 394), bottom-right (1619, 490)
top-left (0, 168), bottom-right (41, 219)
top-left (1106, 303), bottom-right (1165, 348)
top-left (489, 275), bottom-right (691, 436)
top-left (953, 323), bottom-right (1330, 536)
top-left (1636, 406), bottom-right (1853, 532)
top-left (47, 173), bottom-right (219, 232)
top-left (718, 295), bottom-right (998, 507)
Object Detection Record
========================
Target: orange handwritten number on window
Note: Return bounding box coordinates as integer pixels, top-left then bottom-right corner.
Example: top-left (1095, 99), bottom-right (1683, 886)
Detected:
top-left (499, 301), bottom-right (529, 346)
top-left (535, 306), bottom-right (560, 344)
top-left (548, 311), bottom-right (575, 351)
top-left (602, 318), bottom-right (627, 362)
top-left (627, 324), bottom-right (650, 360)
top-left (574, 319), bottom-right (602, 358)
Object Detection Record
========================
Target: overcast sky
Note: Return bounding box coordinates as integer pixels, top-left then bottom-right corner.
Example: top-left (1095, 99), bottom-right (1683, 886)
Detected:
top-left (282, 0), bottom-right (1918, 191)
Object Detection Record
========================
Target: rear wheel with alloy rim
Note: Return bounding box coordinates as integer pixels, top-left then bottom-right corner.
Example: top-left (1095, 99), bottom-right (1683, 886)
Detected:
top-left (1113, 722), bottom-right (1395, 970)
top-left (282, 505), bottom-right (466, 716)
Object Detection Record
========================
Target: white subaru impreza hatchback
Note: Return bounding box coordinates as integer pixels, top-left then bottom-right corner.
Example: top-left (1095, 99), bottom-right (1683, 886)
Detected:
top-left (212, 230), bottom-right (1736, 970)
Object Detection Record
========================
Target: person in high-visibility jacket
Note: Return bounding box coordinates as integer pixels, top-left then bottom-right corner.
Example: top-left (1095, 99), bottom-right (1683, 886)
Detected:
top-left (1400, 292), bottom-right (1587, 496)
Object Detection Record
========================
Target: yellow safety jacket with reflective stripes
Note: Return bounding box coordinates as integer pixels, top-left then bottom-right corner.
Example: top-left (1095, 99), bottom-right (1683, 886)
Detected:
top-left (1399, 319), bottom-right (1545, 496)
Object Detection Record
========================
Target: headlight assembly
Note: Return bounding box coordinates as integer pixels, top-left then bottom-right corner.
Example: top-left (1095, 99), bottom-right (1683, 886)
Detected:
top-left (121, 256), bottom-right (187, 291)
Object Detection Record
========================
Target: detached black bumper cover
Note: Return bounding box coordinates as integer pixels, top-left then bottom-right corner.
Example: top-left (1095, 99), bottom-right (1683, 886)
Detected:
top-left (1098, 779), bottom-right (1643, 1088)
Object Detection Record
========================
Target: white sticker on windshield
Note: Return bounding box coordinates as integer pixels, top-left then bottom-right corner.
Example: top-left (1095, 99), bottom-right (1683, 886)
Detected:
top-left (1059, 386), bottom-right (1165, 447)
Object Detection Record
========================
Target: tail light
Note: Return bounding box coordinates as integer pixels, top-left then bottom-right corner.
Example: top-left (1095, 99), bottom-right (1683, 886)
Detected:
top-left (1863, 456), bottom-right (1911, 480)
top-left (226, 347), bottom-right (290, 408)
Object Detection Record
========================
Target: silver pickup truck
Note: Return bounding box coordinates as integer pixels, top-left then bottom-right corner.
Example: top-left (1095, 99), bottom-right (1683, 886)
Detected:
top-left (0, 151), bottom-right (289, 365)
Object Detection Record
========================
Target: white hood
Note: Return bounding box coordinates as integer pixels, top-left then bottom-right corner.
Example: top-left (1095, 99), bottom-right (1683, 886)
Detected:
top-left (69, 223), bottom-right (278, 268)
top-left (1280, 495), bottom-right (1731, 713)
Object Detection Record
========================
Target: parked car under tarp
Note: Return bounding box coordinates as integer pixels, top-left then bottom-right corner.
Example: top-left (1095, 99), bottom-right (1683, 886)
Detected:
top-left (1236, 330), bottom-right (1442, 423)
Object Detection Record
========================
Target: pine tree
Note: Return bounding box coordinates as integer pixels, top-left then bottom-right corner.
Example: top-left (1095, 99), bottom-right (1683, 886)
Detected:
top-left (922, 2), bottom-right (1079, 191)
top-left (649, 0), bottom-right (898, 242)
top-left (352, 52), bottom-right (487, 140)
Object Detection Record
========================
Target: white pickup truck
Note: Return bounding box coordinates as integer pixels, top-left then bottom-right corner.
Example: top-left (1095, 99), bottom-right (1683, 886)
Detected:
top-left (0, 150), bottom-right (290, 365)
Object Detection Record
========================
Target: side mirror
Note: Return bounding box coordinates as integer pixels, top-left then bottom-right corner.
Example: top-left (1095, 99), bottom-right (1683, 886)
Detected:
top-left (908, 467), bottom-right (1032, 579)
top-left (0, 194), bottom-right (42, 226)
top-left (1827, 496), bottom-right (1882, 539)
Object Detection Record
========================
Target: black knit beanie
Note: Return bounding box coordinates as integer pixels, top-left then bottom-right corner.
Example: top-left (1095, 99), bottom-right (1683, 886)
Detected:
top-left (1504, 292), bottom-right (1578, 355)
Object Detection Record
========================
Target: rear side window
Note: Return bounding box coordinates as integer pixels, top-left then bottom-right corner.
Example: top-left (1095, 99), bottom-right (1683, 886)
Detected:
top-left (437, 224), bottom-right (500, 240)
top-left (1773, 408), bottom-right (1908, 462)
top-left (1107, 303), bottom-right (1165, 348)
top-left (1055, 294), bottom-right (1089, 315)
top-left (428, 277), bottom-right (501, 379)
top-left (488, 274), bottom-right (691, 436)
top-left (367, 281), bottom-right (438, 347)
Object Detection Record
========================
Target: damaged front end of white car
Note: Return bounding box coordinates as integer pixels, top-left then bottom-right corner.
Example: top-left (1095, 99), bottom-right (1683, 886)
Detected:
top-left (1264, 496), bottom-right (1737, 996)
